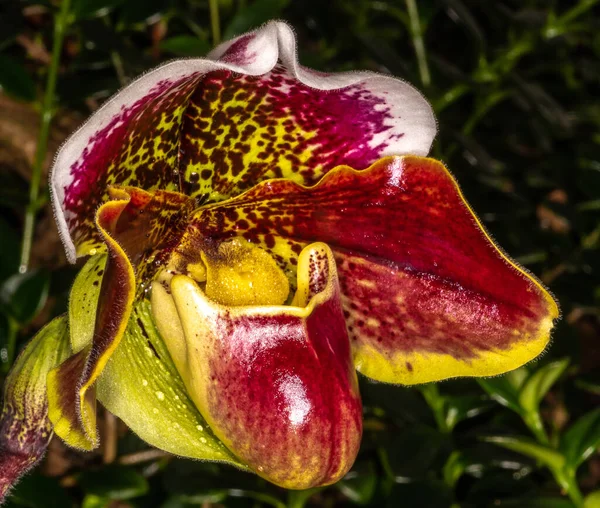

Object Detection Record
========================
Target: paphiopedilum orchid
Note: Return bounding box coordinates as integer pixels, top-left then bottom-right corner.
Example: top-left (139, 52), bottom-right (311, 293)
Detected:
top-left (0, 21), bottom-right (558, 497)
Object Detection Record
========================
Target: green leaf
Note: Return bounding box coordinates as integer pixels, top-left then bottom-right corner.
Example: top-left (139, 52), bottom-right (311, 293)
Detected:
top-left (0, 55), bottom-right (36, 102)
top-left (159, 36), bottom-right (211, 56)
top-left (518, 359), bottom-right (569, 414)
top-left (444, 394), bottom-right (494, 431)
top-left (463, 468), bottom-right (537, 504)
top-left (0, 270), bottom-right (50, 325)
top-left (223, 0), bottom-right (290, 39)
top-left (477, 375), bottom-right (523, 414)
top-left (162, 492), bottom-right (228, 507)
top-left (77, 465), bottom-right (149, 500)
top-left (484, 436), bottom-right (565, 471)
top-left (287, 487), bottom-right (324, 508)
top-left (443, 451), bottom-right (469, 488)
top-left (560, 408), bottom-right (600, 468)
top-left (383, 425), bottom-right (451, 479)
top-left (336, 462), bottom-right (377, 505)
top-left (80, 495), bottom-right (109, 508)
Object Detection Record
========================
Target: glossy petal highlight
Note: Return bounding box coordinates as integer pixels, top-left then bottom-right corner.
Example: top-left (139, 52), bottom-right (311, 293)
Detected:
top-left (51, 21), bottom-right (435, 262)
top-left (184, 156), bottom-right (559, 384)
top-left (152, 243), bottom-right (362, 489)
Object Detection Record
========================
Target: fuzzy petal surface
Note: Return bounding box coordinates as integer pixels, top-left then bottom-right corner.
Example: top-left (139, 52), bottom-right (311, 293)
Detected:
top-left (50, 21), bottom-right (435, 262)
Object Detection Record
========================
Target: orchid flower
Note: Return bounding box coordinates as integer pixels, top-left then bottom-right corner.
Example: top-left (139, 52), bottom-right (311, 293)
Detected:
top-left (0, 21), bottom-right (558, 497)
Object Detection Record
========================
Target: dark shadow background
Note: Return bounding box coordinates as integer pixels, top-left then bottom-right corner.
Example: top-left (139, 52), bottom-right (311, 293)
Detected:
top-left (0, 0), bottom-right (598, 506)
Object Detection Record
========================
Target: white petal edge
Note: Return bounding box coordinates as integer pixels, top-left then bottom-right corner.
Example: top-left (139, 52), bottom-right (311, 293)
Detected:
top-left (51, 20), bottom-right (436, 264)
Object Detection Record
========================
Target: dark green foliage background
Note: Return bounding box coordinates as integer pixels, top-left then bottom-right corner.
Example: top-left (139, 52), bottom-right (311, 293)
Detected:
top-left (0, 0), bottom-right (599, 506)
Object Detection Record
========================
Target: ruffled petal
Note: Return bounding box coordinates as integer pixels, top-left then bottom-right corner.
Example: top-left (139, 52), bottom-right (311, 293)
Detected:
top-left (48, 187), bottom-right (194, 449)
top-left (151, 243), bottom-right (362, 489)
top-left (183, 156), bottom-right (559, 384)
top-left (47, 193), bottom-right (136, 449)
top-left (0, 317), bottom-right (71, 501)
top-left (50, 21), bottom-right (435, 263)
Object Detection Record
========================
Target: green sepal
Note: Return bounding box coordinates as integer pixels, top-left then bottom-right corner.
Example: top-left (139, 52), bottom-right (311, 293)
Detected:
top-left (96, 299), bottom-right (246, 468)
top-left (69, 253), bottom-right (107, 353)
top-left (0, 316), bottom-right (71, 499)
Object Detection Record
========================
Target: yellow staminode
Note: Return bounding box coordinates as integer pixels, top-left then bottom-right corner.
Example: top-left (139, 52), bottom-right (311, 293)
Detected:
top-left (201, 238), bottom-right (290, 307)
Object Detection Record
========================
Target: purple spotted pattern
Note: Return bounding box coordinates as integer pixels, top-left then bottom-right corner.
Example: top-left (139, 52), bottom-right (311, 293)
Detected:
top-left (59, 61), bottom-right (400, 252)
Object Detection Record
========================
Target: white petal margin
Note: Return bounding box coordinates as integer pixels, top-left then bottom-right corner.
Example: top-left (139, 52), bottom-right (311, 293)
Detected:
top-left (51, 20), bottom-right (437, 264)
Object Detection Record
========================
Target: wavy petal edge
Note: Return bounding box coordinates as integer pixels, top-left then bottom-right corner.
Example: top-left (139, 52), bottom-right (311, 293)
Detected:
top-left (50, 20), bottom-right (436, 263)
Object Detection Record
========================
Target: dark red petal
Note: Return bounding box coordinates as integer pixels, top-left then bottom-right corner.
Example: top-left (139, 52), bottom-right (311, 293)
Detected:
top-left (152, 243), bottom-right (362, 488)
top-left (185, 156), bottom-right (559, 383)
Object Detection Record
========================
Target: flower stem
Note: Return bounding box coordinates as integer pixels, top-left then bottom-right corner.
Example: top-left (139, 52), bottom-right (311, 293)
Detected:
top-left (404, 0), bottom-right (431, 87)
top-left (555, 468), bottom-right (584, 507)
top-left (19, 0), bottom-right (71, 273)
top-left (209, 0), bottom-right (221, 46)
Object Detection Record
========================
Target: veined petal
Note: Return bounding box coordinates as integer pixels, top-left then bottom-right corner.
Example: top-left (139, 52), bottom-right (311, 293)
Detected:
top-left (151, 243), bottom-right (362, 489)
top-left (0, 317), bottom-right (71, 501)
top-left (50, 21), bottom-right (435, 263)
top-left (96, 300), bottom-right (245, 468)
top-left (185, 156), bottom-right (559, 384)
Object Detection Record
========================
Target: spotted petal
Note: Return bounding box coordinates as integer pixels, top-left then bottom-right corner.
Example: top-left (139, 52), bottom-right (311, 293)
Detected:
top-left (180, 156), bottom-right (559, 384)
top-left (151, 243), bottom-right (362, 489)
top-left (50, 21), bottom-right (436, 263)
